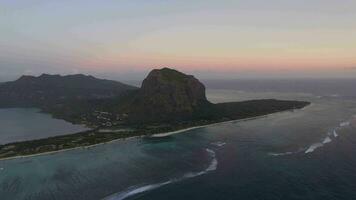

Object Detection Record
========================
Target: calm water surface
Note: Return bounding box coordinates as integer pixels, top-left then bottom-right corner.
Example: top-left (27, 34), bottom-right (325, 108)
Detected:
top-left (1, 80), bottom-right (356, 200)
top-left (0, 108), bottom-right (88, 144)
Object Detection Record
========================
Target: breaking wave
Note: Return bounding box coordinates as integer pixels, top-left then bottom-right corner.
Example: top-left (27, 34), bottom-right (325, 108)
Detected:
top-left (340, 121), bottom-right (350, 127)
top-left (270, 117), bottom-right (353, 156)
top-left (103, 148), bottom-right (218, 200)
top-left (305, 142), bottom-right (324, 154)
top-left (305, 129), bottom-right (339, 154)
top-left (322, 136), bottom-right (332, 144)
top-left (332, 129), bottom-right (338, 137)
top-left (268, 151), bottom-right (295, 156)
top-left (211, 141), bottom-right (226, 147)
top-left (305, 118), bottom-right (352, 154)
top-left (268, 148), bottom-right (305, 157)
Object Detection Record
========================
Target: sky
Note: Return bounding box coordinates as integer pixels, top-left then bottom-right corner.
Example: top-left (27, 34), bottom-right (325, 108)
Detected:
top-left (1, 0), bottom-right (356, 81)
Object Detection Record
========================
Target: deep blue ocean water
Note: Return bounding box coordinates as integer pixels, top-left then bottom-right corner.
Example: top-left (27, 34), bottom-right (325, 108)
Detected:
top-left (0, 79), bottom-right (356, 200)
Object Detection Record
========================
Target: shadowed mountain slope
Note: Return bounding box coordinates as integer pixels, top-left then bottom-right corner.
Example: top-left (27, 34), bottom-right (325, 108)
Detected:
top-left (0, 74), bottom-right (137, 107)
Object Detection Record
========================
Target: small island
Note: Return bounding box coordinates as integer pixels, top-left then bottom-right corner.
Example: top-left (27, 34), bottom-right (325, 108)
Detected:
top-left (0, 68), bottom-right (310, 159)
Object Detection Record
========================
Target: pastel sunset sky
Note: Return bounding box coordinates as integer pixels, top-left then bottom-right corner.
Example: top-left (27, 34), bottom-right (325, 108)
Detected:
top-left (1, 0), bottom-right (355, 81)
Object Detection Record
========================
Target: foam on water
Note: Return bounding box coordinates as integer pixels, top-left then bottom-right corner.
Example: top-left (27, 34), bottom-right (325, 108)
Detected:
top-left (268, 152), bottom-right (295, 156)
top-left (333, 130), bottom-right (338, 137)
top-left (304, 128), bottom-right (339, 154)
top-left (268, 148), bottom-right (306, 157)
top-left (303, 116), bottom-right (356, 154)
top-left (271, 118), bottom-right (351, 156)
top-left (211, 141), bottom-right (226, 147)
top-left (322, 136), bottom-right (332, 144)
top-left (305, 128), bottom-right (339, 154)
top-left (104, 182), bottom-right (172, 200)
top-left (205, 149), bottom-right (218, 171)
top-left (104, 148), bottom-right (218, 200)
top-left (304, 132), bottom-right (335, 154)
top-left (183, 149), bottom-right (217, 178)
top-left (305, 143), bottom-right (324, 154)
top-left (340, 121), bottom-right (350, 127)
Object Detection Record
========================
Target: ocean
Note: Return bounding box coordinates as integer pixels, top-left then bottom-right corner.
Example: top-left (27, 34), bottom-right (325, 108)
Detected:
top-left (0, 79), bottom-right (356, 200)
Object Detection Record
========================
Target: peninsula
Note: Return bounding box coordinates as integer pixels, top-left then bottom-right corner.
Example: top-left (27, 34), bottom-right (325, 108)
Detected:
top-left (0, 68), bottom-right (309, 159)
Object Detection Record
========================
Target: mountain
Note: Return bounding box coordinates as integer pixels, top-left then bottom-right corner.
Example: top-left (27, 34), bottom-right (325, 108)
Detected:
top-left (118, 68), bottom-right (310, 124)
top-left (0, 69), bottom-right (309, 126)
top-left (0, 69), bottom-right (311, 159)
top-left (0, 74), bottom-right (137, 108)
top-left (123, 68), bottom-right (212, 123)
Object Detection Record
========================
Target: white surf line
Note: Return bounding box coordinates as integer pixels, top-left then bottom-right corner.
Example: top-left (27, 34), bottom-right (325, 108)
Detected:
top-left (269, 151), bottom-right (295, 156)
top-left (272, 116), bottom-right (354, 156)
top-left (211, 141), bottom-right (226, 147)
top-left (268, 147), bottom-right (307, 157)
top-left (271, 118), bottom-right (350, 156)
top-left (305, 130), bottom-right (337, 154)
top-left (305, 118), bottom-right (353, 154)
top-left (322, 136), bottom-right (332, 144)
top-left (333, 129), bottom-right (338, 137)
top-left (340, 121), bottom-right (350, 127)
top-left (305, 142), bottom-right (324, 154)
top-left (103, 148), bottom-right (218, 200)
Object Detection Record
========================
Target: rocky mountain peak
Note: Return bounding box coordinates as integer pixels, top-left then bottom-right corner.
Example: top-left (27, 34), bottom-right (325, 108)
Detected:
top-left (128, 68), bottom-right (210, 122)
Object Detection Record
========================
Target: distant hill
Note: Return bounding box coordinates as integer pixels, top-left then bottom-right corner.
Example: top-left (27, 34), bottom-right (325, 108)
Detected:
top-left (0, 74), bottom-right (137, 108)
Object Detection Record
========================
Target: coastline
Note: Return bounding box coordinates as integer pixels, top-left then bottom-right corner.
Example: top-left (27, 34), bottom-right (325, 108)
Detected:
top-left (151, 104), bottom-right (313, 138)
top-left (151, 114), bottom-right (273, 137)
top-left (0, 106), bottom-right (309, 162)
top-left (0, 135), bottom-right (143, 162)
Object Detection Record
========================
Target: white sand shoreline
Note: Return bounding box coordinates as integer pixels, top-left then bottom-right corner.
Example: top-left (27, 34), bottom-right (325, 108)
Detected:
top-left (0, 135), bottom-right (143, 162)
top-left (0, 107), bottom-right (307, 162)
top-left (151, 115), bottom-right (267, 137)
